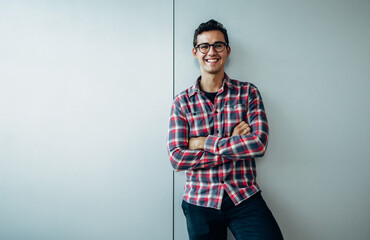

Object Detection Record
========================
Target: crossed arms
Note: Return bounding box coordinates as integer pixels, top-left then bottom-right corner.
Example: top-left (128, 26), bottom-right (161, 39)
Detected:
top-left (188, 121), bottom-right (251, 149)
top-left (167, 86), bottom-right (269, 171)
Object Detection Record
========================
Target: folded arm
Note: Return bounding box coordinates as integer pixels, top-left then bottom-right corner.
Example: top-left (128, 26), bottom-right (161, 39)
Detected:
top-left (167, 85), bottom-right (268, 170)
top-left (188, 121), bottom-right (251, 150)
top-left (203, 86), bottom-right (269, 160)
top-left (167, 102), bottom-right (227, 171)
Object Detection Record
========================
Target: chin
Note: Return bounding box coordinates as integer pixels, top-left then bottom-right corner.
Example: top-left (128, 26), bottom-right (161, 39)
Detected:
top-left (205, 69), bottom-right (222, 75)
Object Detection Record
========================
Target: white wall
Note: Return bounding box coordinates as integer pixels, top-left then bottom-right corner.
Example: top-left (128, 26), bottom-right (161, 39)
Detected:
top-left (0, 1), bottom-right (173, 239)
top-left (1, 1), bottom-right (369, 240)
top-left (174, 1), bottom-right (370, 240)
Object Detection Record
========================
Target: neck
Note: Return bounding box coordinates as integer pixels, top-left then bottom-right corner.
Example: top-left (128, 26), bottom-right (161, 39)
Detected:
top-left (199, 71), bottom-right (224, 92)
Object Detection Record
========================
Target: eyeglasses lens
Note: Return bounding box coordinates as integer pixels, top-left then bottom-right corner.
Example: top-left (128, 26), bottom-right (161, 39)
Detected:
top-left (198, 43), bottom-right (225, 54)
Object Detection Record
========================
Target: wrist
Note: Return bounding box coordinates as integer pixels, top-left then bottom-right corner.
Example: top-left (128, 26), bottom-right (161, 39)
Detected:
top-left (198, 137), bottom-right (206, 149)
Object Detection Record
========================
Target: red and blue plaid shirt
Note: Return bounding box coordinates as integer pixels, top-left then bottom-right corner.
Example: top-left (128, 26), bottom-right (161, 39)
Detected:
top-left (167, 74), bottom-right (269, 209)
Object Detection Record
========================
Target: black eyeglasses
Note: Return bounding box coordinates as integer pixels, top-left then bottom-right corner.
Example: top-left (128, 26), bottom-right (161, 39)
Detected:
top-left (195, 41), bottom-right (228, 54)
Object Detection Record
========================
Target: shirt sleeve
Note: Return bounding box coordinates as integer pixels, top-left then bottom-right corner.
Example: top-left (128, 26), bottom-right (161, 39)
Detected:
top-left (203, 85), bottom-right (269, 160)
top-left (167, 99), bottom-right (227, 171)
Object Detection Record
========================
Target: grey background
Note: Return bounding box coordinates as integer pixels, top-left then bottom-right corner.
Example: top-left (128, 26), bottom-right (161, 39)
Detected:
top-left (174, 0), bottom-right (370, 240)
top-left (0, 1), bottom-right (173, 239)
top-left (0, 0), bottom-right (369, 240)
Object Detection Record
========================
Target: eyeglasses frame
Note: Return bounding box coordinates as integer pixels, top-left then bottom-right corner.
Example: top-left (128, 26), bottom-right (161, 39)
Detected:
top-left (195, 41), bottom-right (229, 54)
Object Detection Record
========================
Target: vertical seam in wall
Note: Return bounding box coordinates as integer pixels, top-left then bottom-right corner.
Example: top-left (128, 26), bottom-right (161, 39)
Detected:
top-left (172, 0), bottom-right (175, 239)
top-left (172, 1), bottom-right (175, 100)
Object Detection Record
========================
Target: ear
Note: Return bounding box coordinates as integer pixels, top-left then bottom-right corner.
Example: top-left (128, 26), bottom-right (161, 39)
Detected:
top-left (192, 48), bottom-right (198, 58)
top-left (226, 46), bottom-right (231, 57)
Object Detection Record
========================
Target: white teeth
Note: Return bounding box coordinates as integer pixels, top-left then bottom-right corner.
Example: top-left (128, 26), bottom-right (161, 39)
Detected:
top-left (207, 59), bottom-right (218, 62)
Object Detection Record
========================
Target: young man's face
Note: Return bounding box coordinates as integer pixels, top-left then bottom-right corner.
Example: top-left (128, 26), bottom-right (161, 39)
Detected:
top-left (193, 30), bottom-right (231, 76)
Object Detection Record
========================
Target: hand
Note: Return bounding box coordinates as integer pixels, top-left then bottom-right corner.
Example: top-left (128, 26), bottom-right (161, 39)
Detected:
top-left (232, 121), bottom-right (251, 136)
top-left (188, 137), bottom-right (207, 150)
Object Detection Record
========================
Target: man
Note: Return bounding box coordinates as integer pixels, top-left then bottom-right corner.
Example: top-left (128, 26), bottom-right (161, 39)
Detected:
top-left (167, 19), bottom-right (283, 240)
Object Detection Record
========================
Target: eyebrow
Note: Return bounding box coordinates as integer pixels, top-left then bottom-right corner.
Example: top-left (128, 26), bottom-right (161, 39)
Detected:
top-left (198, 41), bottom-right (224, 45)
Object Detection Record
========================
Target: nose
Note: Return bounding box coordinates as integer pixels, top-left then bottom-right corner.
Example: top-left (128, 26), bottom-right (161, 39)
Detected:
top-left (207, 45), bottom-right (217, 55)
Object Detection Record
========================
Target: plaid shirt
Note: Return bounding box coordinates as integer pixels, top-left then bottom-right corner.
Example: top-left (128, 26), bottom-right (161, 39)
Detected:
top-left (167, 74), bottom-right (269, 209)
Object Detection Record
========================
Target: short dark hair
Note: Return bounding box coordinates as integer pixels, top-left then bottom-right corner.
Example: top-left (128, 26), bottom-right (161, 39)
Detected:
top-left (193, 19), bottom-right (229, 47)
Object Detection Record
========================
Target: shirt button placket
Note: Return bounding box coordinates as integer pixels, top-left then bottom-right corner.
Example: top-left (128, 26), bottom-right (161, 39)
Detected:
top-left (214, 109), bottom-right (222, 137)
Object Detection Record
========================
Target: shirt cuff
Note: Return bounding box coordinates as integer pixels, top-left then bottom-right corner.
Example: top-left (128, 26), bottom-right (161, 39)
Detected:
top-left (204, 135), bottom-right (221, 155)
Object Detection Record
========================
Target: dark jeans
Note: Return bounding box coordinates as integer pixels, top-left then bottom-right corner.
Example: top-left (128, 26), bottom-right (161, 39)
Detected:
top-left (181, 192), bottom-right (284, 240)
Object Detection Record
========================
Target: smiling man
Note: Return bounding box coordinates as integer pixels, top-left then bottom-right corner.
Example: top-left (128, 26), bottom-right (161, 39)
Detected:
top-left (167, 19), bottom-right (283, 240)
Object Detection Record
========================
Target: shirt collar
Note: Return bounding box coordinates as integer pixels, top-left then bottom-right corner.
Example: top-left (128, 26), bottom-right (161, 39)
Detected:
top-left (188, 73), bottom-right (233, 97)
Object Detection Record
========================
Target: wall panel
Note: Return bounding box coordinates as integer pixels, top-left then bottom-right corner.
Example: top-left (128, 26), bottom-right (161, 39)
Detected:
top-left (174, 1), bottom-right (370, 239)
top-left (0, 1), bottom-right (173, 239)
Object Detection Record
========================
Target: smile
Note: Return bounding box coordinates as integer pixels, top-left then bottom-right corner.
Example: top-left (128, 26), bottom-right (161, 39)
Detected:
top-left (206, 59), bottom-right (219, 63)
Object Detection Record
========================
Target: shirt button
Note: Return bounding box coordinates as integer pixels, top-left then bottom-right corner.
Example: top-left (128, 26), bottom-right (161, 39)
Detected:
top-left (221, 180), bottom-right (224, 184)
top-left (216, 130), bottom-right (219, 133)
top-left (215, 110), bottom-right (218, 114)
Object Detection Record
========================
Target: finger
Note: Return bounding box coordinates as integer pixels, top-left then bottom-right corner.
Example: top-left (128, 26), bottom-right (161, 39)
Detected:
top-left (242, 127), bottom-right (251, 134)
top-left (237, 121), bottom-right (247, 129)
top-left (241, 122), bottom-right (250, 129)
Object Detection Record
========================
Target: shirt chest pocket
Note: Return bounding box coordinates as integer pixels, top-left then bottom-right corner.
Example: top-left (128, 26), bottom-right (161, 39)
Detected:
top-left (185, 111), bottom-right (213, 137)
top-left (223, 104), bottom-right (247, 136)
